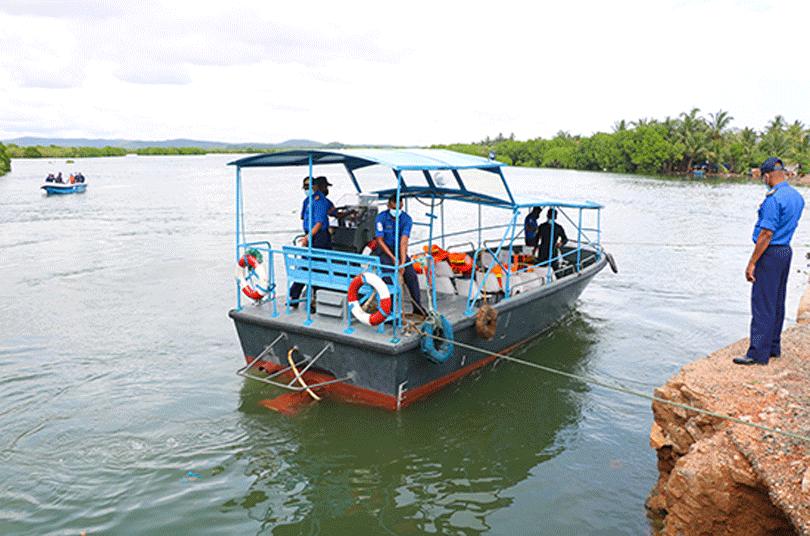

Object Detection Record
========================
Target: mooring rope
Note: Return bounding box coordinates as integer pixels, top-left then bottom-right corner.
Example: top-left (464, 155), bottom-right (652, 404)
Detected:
top-left (422, 332), bottom-right (810, 444)
top-left (603, 241), bottom-right (810, 249)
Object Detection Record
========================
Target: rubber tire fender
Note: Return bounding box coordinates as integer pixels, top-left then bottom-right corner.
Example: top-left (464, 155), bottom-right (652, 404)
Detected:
top-left (420, 314), bottom-right (455, 364)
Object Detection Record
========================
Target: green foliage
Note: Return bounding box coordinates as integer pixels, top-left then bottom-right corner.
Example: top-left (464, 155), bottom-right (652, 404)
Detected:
top-left (433, 110), bottom-right (810, 176)
top-left (0, 143), bottom-right (10, 176)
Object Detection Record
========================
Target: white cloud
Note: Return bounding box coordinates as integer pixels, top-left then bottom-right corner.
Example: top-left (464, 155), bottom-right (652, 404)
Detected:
top-left (0, 0), bottom-right (808, 144)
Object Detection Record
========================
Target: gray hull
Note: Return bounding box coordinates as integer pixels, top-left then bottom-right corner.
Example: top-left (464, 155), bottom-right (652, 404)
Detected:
top-left (230, 255), bottom-right (607, 409)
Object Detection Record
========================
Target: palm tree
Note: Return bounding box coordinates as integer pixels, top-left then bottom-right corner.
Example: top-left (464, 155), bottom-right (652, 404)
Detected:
top-left (612, 119), bottom-right (627, 132)
top-left (708, 110), bottom-right (734, 139)
top-left (766, 115), bottom-right (786, 134)
top-left (678, 108), bottom-right (709, 171)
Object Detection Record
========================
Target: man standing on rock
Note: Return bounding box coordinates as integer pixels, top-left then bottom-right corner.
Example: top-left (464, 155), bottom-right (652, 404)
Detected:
top-left (734, 157), bottom-right (805, 366)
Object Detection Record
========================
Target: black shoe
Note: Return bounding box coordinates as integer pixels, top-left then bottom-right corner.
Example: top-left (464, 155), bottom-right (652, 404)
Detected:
top-left (770, 354), bottom-right (781, 359)
top-left (733, 356), bottom-right (768, 366)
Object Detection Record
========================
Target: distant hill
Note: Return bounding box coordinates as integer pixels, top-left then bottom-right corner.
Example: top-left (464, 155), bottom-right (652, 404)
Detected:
top-left (2, 137), bottom-right (327, 150)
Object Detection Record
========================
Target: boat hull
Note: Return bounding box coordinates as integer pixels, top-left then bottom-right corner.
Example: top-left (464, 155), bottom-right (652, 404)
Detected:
top-left (230, 255), bottom-right (607, 410)
top-left (41, 184), bottom-right (87, 195)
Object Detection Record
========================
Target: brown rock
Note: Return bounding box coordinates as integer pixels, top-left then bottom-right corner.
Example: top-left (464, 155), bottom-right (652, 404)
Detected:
top-left (648, 321), bottom-right (810, 535)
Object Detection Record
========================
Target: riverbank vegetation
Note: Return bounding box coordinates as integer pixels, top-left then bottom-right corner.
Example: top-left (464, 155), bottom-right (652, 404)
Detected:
top-left (2, 144), bottom-right (272, 158)
top-left (0, 143), bottom-right (10, 175)
top-left (434, 109), bottom-right (810, 176)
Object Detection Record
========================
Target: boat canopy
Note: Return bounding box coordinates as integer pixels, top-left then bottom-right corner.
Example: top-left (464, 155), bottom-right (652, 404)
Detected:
top-left (229, 148), bottom-right (602, 210)
top-left (228, 148), bottom-right (504, 171)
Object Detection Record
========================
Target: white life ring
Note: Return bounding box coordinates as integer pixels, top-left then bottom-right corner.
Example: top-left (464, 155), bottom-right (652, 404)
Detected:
top-left (235, 253), bottom-right (270, 301)
top-left (347, 272), bottom-right (392, 326)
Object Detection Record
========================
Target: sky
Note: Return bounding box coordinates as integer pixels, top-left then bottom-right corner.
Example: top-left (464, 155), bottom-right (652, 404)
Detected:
top-left (0, 0), bottom-right (808, 146)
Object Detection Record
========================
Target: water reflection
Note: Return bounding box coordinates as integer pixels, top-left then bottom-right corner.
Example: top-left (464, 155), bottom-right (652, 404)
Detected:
top-left (234, 315), bottom-right (597, 535)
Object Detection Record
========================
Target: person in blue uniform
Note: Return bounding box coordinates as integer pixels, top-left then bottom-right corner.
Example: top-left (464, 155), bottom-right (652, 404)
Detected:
top-left (734, 157), bottom-right (805, 365)
top-left (289, 176), bottom-right (334, 306)
top-left (375, 194), bottom-right (425, 315)
top-left (524, 207), bottom-right (541, 252)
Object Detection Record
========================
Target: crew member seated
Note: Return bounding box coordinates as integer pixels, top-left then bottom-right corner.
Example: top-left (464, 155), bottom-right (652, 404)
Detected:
top-left (45, 173), bottom-right (55, 183)
top-left (374, 194), bottom-right (425, 315)
top-left (537, 208), bottom-right (568, 269)
top-left (56, 172), bottom-right (63, 183)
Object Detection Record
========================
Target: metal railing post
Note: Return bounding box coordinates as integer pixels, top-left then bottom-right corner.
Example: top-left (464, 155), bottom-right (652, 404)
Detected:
top-left (235, 166), bottom-right (242, 310)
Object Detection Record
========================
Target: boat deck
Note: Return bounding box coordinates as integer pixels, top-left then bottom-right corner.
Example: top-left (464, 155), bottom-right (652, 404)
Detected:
top-left (231, 250), bottom-right (604, 354)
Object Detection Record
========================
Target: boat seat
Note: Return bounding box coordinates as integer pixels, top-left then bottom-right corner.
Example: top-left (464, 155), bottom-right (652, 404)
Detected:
top-left (281, 245), bottom-right (399, 307)
top-left (434, 276), bottom-right (456, 295)
top-left (434, 261), bottom-right (455, 278)
top-left (475, 271), bottom-right (503, 294)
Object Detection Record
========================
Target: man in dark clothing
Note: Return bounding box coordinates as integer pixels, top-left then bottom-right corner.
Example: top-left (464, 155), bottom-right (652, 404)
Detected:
top-left (537, 208), bottom-right (568, 269)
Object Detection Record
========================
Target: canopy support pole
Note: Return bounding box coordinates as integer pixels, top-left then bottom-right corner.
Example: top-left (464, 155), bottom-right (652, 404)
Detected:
top-left (304, 154), bottom-right (314, 326)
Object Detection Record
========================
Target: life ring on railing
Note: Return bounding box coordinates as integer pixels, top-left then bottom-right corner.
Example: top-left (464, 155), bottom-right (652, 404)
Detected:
top-left (420, 314), bottom-right (454, 363)
top-left (447, 252), bottom-right (473, 274)
top-left (347, 272), bottom-right (392, 326)
top-left (361, 240), bottom-right (377, 256)
top-left (235, 251), bottom-right (270, 301)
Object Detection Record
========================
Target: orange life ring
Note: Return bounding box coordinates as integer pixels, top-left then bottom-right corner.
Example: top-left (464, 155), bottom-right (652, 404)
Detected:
top-left (347, 273), bottom-right (392, 326)
top-left (235, 253), bottom-right (270, 301)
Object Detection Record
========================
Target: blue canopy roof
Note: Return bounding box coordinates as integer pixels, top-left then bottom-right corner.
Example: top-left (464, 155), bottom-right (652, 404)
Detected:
top-left (228, 148), bottom-right (602, 210)
top-left (229, 148), bottom-right (505, 171)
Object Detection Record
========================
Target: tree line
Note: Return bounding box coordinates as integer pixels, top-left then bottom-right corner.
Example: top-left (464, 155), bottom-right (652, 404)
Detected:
top-left (2, 144), bottom-right (275, 159)
top-left (433, 109), bottom-right (810, 176)
top-left (0, 143), bottom-right (10, 176)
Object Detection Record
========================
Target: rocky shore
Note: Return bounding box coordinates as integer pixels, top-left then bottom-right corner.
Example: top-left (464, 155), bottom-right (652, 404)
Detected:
top-left (647, 279), bottom-right (810, 535)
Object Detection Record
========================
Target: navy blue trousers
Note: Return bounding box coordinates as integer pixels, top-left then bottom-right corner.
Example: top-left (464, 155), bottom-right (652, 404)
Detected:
top-left (746, 245), bottom-right (792, 363)
top-left (289, 231), bottom-right (331, 303)
top-left (376, 250), bottom-right (422, 310)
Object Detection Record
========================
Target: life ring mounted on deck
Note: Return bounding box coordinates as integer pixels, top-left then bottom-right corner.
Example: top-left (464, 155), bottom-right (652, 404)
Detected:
top-left (347, 272), bottom-right (392, 326)
top-left (235, 250), bottom-right (270, 301)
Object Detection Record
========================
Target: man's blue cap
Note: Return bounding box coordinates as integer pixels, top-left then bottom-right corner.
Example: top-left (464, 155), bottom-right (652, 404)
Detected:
top-left (760, 157), bottom-right (785, 173)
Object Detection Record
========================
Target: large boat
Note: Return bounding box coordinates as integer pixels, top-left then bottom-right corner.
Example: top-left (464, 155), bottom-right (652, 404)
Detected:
top-left (228, 149), bottom-right (614, 411)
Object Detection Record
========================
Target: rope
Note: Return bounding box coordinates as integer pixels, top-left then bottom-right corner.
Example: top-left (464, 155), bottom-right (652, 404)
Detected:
top-left (422, 332), bottom-right (810, 444)
top-left (603, 241), bottom-right (810, 249)
top-left (287, 347), bottom-right (321, 401)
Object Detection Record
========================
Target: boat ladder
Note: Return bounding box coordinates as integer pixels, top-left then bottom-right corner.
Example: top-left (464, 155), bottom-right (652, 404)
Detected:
top-left (236, 335), bottom-right (352, 392)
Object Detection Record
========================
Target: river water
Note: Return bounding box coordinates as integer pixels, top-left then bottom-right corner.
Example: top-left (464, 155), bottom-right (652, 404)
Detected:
top-left (1, 155), bottom-right (807, 535)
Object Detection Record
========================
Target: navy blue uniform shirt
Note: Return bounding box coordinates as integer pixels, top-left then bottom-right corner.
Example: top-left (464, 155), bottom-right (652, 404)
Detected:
top-left (752, 182), bottom-right (805, 245)
top-left (375, 209), bottom-right (413, 250)
top-left (300, 192), bottom-right (333, 233)
top-left (524, 213), bottom-right (539, 241)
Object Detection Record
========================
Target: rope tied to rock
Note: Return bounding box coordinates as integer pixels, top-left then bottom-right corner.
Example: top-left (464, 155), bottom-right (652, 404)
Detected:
top-left (421, 332), bottom-right (810, 444)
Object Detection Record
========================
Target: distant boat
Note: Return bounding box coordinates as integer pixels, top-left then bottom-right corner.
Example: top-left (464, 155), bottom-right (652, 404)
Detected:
top-left (41, 183), bottom-right (87, 195)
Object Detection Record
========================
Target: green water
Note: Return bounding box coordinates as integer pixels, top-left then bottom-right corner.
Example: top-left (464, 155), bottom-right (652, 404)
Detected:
top-left (1, 156), bottom-right (807, 535)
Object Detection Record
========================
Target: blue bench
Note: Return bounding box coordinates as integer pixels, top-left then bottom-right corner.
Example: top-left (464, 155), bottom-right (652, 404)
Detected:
top-left (281, 245), bottom-right (399, 301)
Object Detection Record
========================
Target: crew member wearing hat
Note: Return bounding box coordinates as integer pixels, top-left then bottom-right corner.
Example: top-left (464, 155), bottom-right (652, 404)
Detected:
top-left (734, 157), bottom-right (805, 365)
top-left (290, 176), bottom-right (335, 307)
top-left (374, 194), bottom-right (425, 315)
